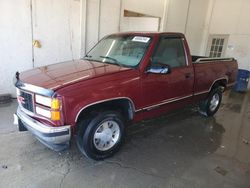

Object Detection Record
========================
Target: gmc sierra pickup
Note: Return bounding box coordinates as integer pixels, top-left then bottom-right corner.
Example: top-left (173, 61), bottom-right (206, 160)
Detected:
top-left (14, 32), bottom-right (238, 160)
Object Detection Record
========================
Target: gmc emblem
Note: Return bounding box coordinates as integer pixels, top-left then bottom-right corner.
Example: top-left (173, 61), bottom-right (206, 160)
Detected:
top-left (17, 96), bottom-right (25, 104)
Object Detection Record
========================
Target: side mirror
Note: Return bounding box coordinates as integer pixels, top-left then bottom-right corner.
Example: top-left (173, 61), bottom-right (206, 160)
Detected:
top-left (146, 63), bottom-right (171, 74)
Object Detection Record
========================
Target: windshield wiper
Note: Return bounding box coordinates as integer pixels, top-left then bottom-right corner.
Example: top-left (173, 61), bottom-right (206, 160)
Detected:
top-left (83, 54), bottom-right (93, 61)
top-left (84, 54), bottom-right (92, 58)
top-left (99, 56), bottom-right (123, 67)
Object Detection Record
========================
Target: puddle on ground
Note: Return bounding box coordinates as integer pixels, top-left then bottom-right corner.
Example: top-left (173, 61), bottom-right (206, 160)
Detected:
top-left (223, 103), bottom-right (242, 113)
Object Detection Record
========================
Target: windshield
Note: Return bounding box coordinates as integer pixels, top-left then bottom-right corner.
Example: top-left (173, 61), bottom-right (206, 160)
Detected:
top-left (84, 35), bottom-right (152, 67)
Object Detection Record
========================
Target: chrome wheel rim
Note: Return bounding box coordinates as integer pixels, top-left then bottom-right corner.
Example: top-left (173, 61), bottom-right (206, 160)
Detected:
top-left (93, 120), bottom-right (120, 151)
top-left (209, 93), bottom-right (220, 111)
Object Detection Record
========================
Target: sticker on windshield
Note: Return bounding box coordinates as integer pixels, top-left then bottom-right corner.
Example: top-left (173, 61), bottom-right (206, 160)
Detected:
top-left (132, 36), bottom-right (150, 43)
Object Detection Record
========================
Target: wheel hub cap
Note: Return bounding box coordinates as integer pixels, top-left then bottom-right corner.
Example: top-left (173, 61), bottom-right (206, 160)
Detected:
top-left (209, 93), bottom-right (220, 111)
top-left (93, 120), bottom-right (120, 151)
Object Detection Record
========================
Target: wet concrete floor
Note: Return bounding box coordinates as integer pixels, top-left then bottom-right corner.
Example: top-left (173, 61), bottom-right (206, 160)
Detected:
top-left (0, 91), bottom-right (250, 188)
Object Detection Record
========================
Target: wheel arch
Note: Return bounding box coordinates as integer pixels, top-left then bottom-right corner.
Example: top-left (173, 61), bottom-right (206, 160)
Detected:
top-left (75, 97), bottom-right (136, 123)
top-left (210, 77), bottom-right (228, 92)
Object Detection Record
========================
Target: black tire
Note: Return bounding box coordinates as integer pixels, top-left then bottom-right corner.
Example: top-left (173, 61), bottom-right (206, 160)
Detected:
top-left (199, 87), bottom-right (222, 117)
top-left (76, 111), bottom-right (125, 160)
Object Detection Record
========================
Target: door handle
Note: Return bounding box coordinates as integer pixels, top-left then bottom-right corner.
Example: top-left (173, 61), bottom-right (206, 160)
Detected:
top-left (185, 73), bottom-right (192, 79)
top-left (33, 40), bottom-right (41, 48)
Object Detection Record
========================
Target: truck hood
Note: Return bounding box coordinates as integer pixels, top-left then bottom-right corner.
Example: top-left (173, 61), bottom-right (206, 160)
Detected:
top-left (19, 59), bottom-right (131, 90)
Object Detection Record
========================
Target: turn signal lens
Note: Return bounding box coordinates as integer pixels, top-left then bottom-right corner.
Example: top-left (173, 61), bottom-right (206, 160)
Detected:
top-left (51, 99), bottom-right (60, 110)
top-left (51, 111), bottom-right (60, 121)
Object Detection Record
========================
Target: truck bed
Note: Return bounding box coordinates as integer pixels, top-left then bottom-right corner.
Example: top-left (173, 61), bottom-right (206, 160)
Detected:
top-left (192, 55), bottom-right (235, 63)
top-left (192, 56), bottom-right (238, 97)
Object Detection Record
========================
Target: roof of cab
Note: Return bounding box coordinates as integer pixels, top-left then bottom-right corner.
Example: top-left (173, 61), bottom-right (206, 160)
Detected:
top-left (108, 31), bottom-right (185, 38)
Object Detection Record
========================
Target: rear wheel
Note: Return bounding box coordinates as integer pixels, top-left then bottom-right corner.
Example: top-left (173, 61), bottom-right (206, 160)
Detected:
top-left (77, 111), bottom-right (124, 160)
top-left (199, 87), bottom-right (222, 117)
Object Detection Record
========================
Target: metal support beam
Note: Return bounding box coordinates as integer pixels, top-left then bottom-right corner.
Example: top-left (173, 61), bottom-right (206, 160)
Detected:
top-left (80, 0), bottom-right (87, 57)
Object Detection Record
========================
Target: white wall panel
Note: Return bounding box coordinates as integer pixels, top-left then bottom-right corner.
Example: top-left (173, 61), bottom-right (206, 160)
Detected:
top-left (120, 17), bottom-right (159, 32)
top-left (71, 0), bottom-right (81, 59)
top-left (123, 0), bottom-right (165, 18)
top-left (226, 35), bottom-right (250, 70)
top-left (0, 0), bottom-right (33, 95)
top-left (85, 0), bottom-right (100, 52)
top-left (235, 0), bottom-right (250, 35)
top-left (165, 0), bottom-right (189, 33)
top-left (185, 0), bottom-right (210, 55)
top-left (85, 0), bottom-right (121, 52)
top-left (209, 0), bottom-right (242, 34)
top-left (99, 0), bottom-right (121, 39)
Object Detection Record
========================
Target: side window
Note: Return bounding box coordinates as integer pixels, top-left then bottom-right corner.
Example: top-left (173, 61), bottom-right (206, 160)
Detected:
top-left (152, 38), bottom-right (187, 68)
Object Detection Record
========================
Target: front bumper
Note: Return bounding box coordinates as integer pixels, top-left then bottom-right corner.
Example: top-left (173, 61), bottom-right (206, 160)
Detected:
top-left (14, 107), bottom-right (71, 151)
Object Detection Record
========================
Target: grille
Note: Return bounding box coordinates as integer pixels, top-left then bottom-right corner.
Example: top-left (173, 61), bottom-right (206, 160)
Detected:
top-left (19, 90), bottom-right (34, 112)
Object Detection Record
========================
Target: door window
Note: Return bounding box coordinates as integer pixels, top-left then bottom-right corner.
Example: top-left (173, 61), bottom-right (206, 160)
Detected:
top-left (152, 38), bottom-right (187, 68)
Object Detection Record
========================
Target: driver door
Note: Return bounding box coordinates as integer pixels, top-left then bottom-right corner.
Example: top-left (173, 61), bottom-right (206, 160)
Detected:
top-left (141, 36), bottom-right (194, 114)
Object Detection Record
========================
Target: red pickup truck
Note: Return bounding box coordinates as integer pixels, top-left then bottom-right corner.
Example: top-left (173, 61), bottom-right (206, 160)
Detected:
top-left (14, 32), bottom-right (238, 160)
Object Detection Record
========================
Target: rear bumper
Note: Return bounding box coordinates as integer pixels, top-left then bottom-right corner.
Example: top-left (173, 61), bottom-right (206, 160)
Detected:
top-left (15, 107), bottom-right (71, 151)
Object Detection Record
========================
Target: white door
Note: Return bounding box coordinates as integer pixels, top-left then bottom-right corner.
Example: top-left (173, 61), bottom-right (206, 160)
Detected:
top-left (0, 0), bottom-right (33, 95)
top-left (31, 0), bottom-right (80, 67)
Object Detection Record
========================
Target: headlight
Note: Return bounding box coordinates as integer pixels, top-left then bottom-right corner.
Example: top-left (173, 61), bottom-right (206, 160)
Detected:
top-left (35, 95), bottom-right (52, 107)
top-left (35, 95), bottom-right (60, 109)
top-left (36, 106), bottom-right (51, 118)
top-left (16, 88), bottom-right (21, 96)
top-left (35, 94), bottom-right (61, 121)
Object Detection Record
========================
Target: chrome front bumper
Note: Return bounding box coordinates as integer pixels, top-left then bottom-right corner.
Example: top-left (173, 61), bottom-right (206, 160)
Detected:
top-left (14, 107), bottom-right (71, 151)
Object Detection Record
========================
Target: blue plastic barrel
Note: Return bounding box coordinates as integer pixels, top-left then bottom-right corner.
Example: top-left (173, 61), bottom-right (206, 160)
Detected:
top-left (234, 69), bottom-right (250, 92)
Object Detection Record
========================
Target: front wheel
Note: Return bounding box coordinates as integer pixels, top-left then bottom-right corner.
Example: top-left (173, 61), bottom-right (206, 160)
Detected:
top-left (77, 111), bottom-right (125, 160)
top-left (199, 87), bottom-right (222, 117)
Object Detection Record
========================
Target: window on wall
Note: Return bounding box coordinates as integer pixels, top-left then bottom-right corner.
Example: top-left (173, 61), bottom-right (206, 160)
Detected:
top-left (206, 35), bottom-right (229, 58)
